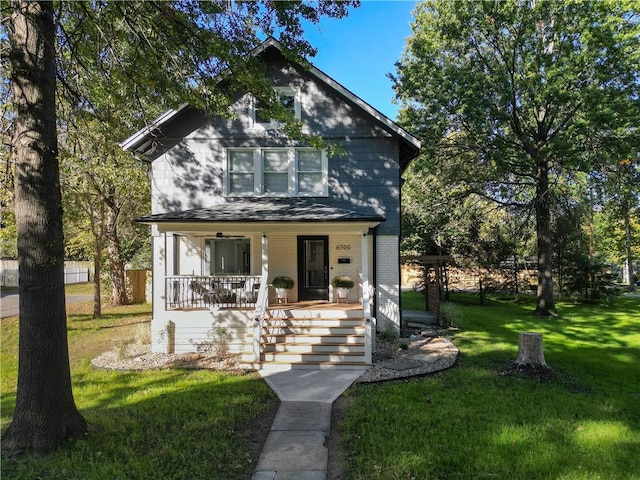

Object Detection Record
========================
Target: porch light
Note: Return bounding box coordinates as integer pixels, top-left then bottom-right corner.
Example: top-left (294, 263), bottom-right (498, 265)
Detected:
top-left (216, 232), bottom-right (223, 238)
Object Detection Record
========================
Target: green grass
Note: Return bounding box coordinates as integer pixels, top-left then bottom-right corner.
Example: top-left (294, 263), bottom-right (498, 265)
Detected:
top-left (341, 293), bottom-right (640, 480)
top-left (64, 282), bottom-right (96, 295)
top-left (401, 289), bottom-right (429, 310)
top-left (1, 301), bottom-right (277, 480)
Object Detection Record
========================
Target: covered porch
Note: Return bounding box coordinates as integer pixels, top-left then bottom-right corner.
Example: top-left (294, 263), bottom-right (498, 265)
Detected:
top-left (139, 199), bottom-right (382, 366)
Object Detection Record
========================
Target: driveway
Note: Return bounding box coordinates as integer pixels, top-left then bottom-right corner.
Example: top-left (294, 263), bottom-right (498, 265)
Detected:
top-left (1, 291), bottom-right (95, 319)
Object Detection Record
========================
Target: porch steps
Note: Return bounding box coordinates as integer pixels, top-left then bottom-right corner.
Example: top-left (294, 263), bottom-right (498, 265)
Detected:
top-left (263, 343), bottom-right (365, 354)
top-left (242, 315), bottom-right (368, 367)
top-left (261, 334), bottom-right (363, 344)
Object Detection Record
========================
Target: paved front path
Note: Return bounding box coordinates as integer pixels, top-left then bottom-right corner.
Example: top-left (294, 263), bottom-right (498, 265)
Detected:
top-left (252, 401), bottom-right (332, 480)
top-left (252, 367), bottom-right (366, 480)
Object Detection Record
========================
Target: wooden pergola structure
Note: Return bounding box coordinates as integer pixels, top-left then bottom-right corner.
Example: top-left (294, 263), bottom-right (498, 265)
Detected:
top-left (401, 255), bottom-right (453, 316)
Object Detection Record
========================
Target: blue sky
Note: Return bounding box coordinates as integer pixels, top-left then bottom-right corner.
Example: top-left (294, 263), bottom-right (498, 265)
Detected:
top-left (301, 1), bottom-right (417, 121)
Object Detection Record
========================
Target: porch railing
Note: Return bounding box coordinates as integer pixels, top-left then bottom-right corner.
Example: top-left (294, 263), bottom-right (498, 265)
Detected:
top-left (252, 275), bottom-right (269, 363)
top-left (165, 275), bottom-right (262, 310)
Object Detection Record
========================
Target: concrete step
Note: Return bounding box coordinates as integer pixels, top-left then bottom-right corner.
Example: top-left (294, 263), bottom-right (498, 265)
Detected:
top-left (265, 318), bottom-right (364, 328)
top-left (258, 352), bottom-right (366, 364)
top-left (262, 343), bottom-right (365, 354)
top-left (269, 309), bottom-right (364, 319)
top-left (241, 360), bottom-right (370, 370)
top-left (263, 326), bottom-right (364, 336)
top-left (403, 310), bottom-right (437, 326)
top-left (258, 334), bottom-right (364, 344)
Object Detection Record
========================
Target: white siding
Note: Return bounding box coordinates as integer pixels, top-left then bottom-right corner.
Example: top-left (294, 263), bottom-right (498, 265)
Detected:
top-left (177, 236), bottom-right (203, 275)
top-left (375, 235), bottom-right (400, 334)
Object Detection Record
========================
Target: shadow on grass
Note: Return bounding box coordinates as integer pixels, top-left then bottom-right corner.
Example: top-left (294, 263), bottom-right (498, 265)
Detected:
top-left (343, 348), bottom-right (640, 480)
top-left (66, 310), bottom-right (152, 331)
top-left (67, 318), bottom-right (151, 332)
top-left (1, 368), bottom-right (278, 480)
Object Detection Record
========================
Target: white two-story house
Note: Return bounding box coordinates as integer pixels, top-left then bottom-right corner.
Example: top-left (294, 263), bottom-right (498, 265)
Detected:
top-left (122, 38), bottom-right (420, 368)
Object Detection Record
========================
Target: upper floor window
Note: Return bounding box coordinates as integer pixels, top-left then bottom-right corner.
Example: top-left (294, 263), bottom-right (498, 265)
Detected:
top-left (252, 87), bottom-right (300, 129)
top-left (227, 148), bottom-right (327, 197)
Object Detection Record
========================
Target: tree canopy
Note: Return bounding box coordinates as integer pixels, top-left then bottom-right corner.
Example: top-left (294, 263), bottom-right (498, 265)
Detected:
top-left (394, 0), bottom-right (640, 315)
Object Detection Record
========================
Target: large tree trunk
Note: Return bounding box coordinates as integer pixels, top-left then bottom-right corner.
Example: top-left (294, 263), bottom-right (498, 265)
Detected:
top-left (105, 202), bottom-right (129, 305)
top-left (534, 161), bottom-right (556, 316)
top-left (4, 1), bottom-right (87, 455)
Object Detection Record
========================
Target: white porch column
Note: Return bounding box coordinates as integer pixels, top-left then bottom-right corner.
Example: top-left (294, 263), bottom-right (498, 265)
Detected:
top-left (261, 234), bottom-right (268, 279)
top-left (361, 232), bottom-right (372, 364)
top-left (152, 229), bottom-right (173, 353)
top-left (253, 233), bottom-right (269, 363)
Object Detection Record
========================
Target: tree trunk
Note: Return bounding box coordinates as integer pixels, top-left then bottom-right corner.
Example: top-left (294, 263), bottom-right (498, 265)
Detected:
top-left (93, 234), bottom-right (102, 319)
top-left (534, 161), bottom-right (556, 316)
top-left (515, 332), bottom-right (550, 370)
top-left (623, 201), bottom-right (635, 292)
top-left (90, 203), bottom-right (105, 318)
top-left (4, 1), bottom-right (87, 455)
top-left (105, 201), bottom-right (129, 305)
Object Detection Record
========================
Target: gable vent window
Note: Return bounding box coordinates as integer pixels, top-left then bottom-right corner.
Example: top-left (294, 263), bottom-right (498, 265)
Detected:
top-left (226, 148), bottom-right (327, 197)
top-left (252, 87), bottom-right (300, 129)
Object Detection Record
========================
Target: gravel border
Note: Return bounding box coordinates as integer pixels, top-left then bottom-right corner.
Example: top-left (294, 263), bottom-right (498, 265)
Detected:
top-left (91, 335), bottom-right (459, 382)
top-left (357, 336), bottom-right (459, 383)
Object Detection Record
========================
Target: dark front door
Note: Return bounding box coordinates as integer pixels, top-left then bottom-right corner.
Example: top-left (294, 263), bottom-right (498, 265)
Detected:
top-left (298, 236), bottom-right (329, 301)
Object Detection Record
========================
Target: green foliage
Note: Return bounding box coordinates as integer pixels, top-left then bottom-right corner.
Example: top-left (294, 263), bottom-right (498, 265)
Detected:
top-left (272, 276), bottom-right (294, 289)
top-left (438, 301), bottom-right (465, 328)
top-left (0, 163), bottom-right (16, 259)
top-left (377, 322), bottom-right (399, 343)
top-left (560, 254), bottom-right (620, 303)
top-left (395, 0), bottom-right (640, 314)
top-left (0, 215), bottom-right (17, 259)
top-left (342, 296), bottom-right (640, 479)
top-left (331, 275), bottom-right (355, 289)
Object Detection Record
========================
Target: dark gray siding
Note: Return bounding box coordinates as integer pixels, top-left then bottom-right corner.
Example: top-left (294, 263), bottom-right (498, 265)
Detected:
top-left (149, 51), bottom-right (403, 236)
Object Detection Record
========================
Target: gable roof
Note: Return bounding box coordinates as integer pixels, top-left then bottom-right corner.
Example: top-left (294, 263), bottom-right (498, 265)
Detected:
top-left (121, 37), bottom-right (420, 166)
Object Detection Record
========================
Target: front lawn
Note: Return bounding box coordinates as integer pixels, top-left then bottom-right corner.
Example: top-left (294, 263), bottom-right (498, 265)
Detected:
top-left (1, 301), bottom-right (277, 480)
top-left (340, 294), bottom-right (640, 480)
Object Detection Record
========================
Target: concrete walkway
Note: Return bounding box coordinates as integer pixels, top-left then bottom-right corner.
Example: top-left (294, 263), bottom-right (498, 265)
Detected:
top-left (252, 366), bottom-right (367, 480)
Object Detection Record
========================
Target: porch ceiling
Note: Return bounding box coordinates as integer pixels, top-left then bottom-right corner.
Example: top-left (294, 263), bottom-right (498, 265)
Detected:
top-left (137, 199), bottom-right (384, 233)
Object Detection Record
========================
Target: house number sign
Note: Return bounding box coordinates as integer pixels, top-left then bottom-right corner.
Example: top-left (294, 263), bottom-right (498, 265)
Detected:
top-left (336, 244), bottom-right (351, 250)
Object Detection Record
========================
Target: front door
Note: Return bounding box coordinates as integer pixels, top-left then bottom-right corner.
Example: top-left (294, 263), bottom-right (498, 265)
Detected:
top-left (298, 236), bottom-right (329, 301)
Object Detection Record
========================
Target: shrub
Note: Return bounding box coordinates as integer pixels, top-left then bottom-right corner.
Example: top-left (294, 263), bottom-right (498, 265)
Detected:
top-left (272, 276), bottom-right (294, 289)
top-left (438, 302), bottom-right (465, 328)
top-left (331, 276), bottom-right (354, 289)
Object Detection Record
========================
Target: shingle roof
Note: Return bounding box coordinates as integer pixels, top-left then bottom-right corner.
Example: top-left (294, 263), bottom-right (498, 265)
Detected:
top-left (136, 198), bottom-right (385, 224)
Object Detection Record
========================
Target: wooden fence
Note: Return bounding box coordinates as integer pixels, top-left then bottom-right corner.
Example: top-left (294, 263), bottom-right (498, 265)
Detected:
top-left (126, 269), bottom-right (151, 304)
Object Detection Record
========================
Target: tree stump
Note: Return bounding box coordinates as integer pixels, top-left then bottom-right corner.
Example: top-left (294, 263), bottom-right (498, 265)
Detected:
top-left (515, 332), bottom-right (550, 371)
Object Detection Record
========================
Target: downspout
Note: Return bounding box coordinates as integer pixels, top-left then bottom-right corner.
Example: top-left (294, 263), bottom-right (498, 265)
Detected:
top-left (371, 226), bottom-right (378, 332)
top-left (399, 171), bottom-right (406, 335)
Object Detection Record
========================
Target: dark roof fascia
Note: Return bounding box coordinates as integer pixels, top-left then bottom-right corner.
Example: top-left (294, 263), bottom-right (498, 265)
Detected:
top-left (136, 215), bottom-right (385, 225)
top-left (120, 103), bottom-right (190, 154)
